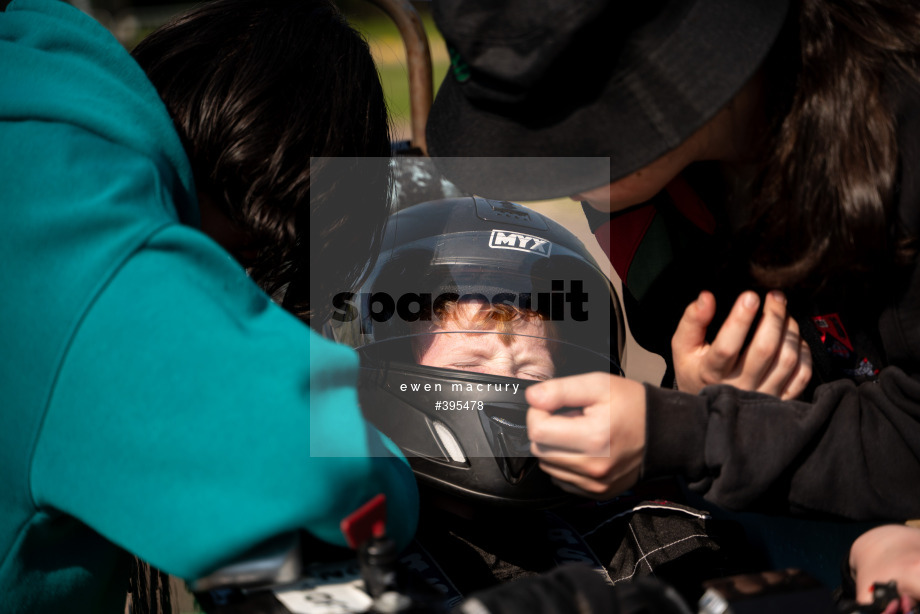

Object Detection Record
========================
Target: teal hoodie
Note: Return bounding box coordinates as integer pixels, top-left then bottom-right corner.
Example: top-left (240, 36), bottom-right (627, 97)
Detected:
top-left (0, 1), bottom-right (418, 611)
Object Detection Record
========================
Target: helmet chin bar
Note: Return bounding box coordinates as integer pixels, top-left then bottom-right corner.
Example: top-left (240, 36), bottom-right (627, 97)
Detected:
top-left (358, 359), bottom-right (560, 507)
top-left (357, 349), bottom-right (619, 508)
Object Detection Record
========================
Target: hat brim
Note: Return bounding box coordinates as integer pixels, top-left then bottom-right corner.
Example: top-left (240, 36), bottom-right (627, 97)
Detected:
top-left (426, 0), bottom-right (790, 201)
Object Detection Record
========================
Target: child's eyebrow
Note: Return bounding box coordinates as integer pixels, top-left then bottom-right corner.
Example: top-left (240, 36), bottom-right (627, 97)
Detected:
top-left (448, 344), bottom-right (492, 360)
top-left (513, 348), bottom-right (555, 367)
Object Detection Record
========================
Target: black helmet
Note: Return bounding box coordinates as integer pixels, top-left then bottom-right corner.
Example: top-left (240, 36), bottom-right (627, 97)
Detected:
top-left (326, 197), bottom-right (624, 506)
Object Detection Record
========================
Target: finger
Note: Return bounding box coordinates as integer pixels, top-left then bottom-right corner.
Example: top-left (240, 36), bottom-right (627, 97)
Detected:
top-left (525, 372), bottom-right (613, 412)
top-left (530, 438), bottom-right (611, 459)
top-left (780, 339), bottom-right (813, 400)
top-left (671, 291), bottom-right (716, 357)
top-left (898, 575), bottom-right (920, 607)
top-left (740, 290), bottom-right (799, 384)
top-left (542, 460), bottom-right (639, 499)
top-left (737, 291), bottom-right (790, 387)
top-left (755, 316), bottom-right (801, 396)
top-left (539, 461), bottom-right (629, 499)
top-left (705, 291), bottom-right (761, 378)
top-left (527, 409), bottom-right (610, 454)
top-left (856, 580), bottom-right (902, 607)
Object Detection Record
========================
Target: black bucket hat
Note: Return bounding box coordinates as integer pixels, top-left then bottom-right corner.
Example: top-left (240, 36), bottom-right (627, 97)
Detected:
top-left (426, 0), bottom-right (790, 201)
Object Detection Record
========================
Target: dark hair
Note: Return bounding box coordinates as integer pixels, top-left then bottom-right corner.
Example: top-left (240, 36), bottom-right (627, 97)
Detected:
top-left (131, 0), bottom-right (392, 324)
top-left (746, 0), bottom-right (920, 289)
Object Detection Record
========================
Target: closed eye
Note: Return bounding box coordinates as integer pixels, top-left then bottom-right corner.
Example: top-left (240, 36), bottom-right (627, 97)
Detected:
top-left (517, 370), bottom-right (553, 381)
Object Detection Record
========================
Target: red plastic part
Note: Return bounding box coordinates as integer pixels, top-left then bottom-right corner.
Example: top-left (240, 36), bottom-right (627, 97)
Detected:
top-left (340, 493), bottom-right (387, 549)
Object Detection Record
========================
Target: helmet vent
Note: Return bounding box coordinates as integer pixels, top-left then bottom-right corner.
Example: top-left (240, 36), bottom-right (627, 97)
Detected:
top-left (474, 197), bottom-right (548, 231)
top-left (432, 420), bottom-right (467, 463)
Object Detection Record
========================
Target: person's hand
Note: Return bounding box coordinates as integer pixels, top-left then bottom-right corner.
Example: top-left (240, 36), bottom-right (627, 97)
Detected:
top-left (850, 524), bottom-right (920, 613)
top-left (525, 372), bottom-right (646, 499)
top-left (671, 290), bottom-right (812, 399)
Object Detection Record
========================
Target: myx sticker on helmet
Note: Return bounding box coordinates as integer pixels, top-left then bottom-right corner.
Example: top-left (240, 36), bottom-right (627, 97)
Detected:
top-left (488, 230), bottom-right (552, 257)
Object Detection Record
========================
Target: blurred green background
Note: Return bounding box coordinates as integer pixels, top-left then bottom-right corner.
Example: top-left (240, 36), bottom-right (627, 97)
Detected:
top-left (84, 0), bottom-right (448, 141)
top-left (343, 1), bottom-right (449, 141)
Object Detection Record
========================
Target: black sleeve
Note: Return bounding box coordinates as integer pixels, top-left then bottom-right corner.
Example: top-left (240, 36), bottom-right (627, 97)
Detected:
top-left (642, 365), bottom-right (920, 520)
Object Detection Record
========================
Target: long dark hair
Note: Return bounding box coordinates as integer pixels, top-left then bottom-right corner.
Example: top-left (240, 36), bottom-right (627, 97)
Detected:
top-left (132, 0), bottom-right (392, 324)
top-left (746, 0), bottom-right (920, 289)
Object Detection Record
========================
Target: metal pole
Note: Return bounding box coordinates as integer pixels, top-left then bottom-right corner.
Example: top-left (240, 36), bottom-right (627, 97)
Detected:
top-left (367, 0), bottom-right (433, 155)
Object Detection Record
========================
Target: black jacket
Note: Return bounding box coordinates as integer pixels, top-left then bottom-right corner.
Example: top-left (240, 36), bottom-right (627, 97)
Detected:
top-left (584, 83), bottom-right (920, 522)
top-left (410, 484), bottom-right (755, 605)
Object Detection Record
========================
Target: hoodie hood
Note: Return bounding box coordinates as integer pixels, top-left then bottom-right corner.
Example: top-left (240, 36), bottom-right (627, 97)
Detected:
top-left (0, 0), bottom-right (196, 222)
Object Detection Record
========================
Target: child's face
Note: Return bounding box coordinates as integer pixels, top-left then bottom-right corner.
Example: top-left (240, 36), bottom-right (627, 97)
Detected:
top-left (415, 301), bottom-right (555, 381)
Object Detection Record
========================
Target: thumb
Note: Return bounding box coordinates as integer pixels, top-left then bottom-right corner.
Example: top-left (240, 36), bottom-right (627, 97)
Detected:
top-left (672, 291), bottom-right (716, 356)
top-left (526, 372), bottom-right (613, 412)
